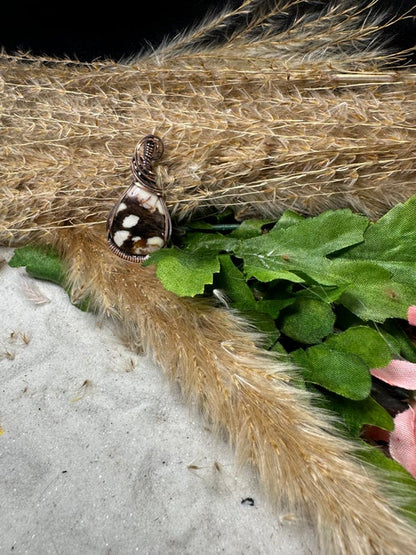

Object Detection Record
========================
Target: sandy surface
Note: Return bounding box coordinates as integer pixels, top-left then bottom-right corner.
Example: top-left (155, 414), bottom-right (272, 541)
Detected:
top-left (0, 247), bottom-right (317, 554)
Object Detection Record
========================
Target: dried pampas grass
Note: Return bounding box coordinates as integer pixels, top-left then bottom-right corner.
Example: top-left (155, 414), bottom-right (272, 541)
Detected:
top-left (1, 0), bottom-right (416, 245)
top-left (2, 1), bottom-right (416, 553)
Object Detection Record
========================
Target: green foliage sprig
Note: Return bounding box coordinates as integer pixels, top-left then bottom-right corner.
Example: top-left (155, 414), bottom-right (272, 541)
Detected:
top-left (146, 195), bottom-right (416, 442)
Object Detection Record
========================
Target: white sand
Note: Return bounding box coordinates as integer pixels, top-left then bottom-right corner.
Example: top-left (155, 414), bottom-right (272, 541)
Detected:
top-left (0, 247), bottom-right (317, 554)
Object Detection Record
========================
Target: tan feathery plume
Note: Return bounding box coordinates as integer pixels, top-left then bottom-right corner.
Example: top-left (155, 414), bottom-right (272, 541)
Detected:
top-left (54, 226), bottom-right (416, 555)
top-left (1, 1), bottom-right (416, 553)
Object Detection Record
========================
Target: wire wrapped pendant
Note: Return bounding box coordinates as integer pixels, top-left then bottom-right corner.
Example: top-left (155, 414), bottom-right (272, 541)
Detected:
top-left (106, 135), bottom-right (171, 263)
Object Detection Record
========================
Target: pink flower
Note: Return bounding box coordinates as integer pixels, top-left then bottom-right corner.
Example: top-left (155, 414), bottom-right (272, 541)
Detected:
top-left (370, 361), bottom-right (416, 476)
top-left (364, 307), bottom-right (416, 476)
top-left (389, 407), bottom-right (416, 478)
top-left (408, 305), bottom-right (416, 326)
top-left (371, 359), bottom-right (416, 390)
top-left (368, 307), bottom-right (416, 477)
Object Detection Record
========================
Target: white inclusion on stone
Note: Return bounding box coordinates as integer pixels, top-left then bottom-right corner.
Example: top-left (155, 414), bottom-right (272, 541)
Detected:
top-left (116, 202), bottom-right (127, 214)
top-left (147, 236), bottom-right (164, 248)
top-left (113, 230), bottom-right (130, 247)
top-left (154, 198), bottom-right (165, 216)
top-left (122, 214), bottom-right (140, 228)
top-left (133, 236), bottom-right (164, 255)
top-left (130, 185), bottom-right (165, 214)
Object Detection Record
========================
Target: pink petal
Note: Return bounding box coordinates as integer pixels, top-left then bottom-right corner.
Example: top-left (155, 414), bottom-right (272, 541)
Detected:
top-left (408, 306), bottom-right (416, 326)
top-left (389, 407), bottom-right (416, 478)
top-left (371, 359), bottom-right (416, 389)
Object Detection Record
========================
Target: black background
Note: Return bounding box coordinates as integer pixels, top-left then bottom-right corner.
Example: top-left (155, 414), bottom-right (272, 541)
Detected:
top-left (1, 1), bottom-right (415, 62)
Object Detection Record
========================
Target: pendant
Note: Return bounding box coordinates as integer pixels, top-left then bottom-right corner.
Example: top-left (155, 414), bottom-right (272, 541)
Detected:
top-left (106, 135), bottom-right (171, 263)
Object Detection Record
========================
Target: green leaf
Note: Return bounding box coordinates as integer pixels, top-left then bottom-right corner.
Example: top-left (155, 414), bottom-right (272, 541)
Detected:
top-left (146, 246), bottom-right (221, 297)
top-left (242, 262), bottom-right (307, 284)
top-left (257, 298), bottom-right (293, 319)
top-left (331, 259), bottom-right (415, 322)
top-left (270, 341), bottom-right (288, 355)
top-left (234, 209), bottom-right (368, 284)
top-left (326, 393), bottom-right (394, 437)
top-left (146, 232), bottom-right (240, 297)
top-left (266, 208), bottom-right (368, 257)
top-left (8, 245), bottom-right (90, 311)
top-left (381, 320), bottom-right (416, 363)
top-left (279, 298), bottom-right (335, 344)
top-left (273, 210), bottom-right (305, 230)
top-left (216, 255), bottom-right (293, 318)
top-left (216, 255), bottom-right (285, 345)
top-left (295, 284), bottom-right (348, 303)
top-left (325, 326), bottom-right (392, 368)
top-left (332, 195), bottom-right (416, 319)
top-left (182, 232), bottom-right (237, 253)
top-left (343, 194), bottom-right (416, 286)
top-left (292, 344), bottom-right (372, 400)
top-left (243, 311), bottom-right (281, 347)
top-left (9, 244), bottom-right (66, 285)
top-left (229, 219), bottom-right (274, 239)
top-left (217, 254), bottom-right (257, 312)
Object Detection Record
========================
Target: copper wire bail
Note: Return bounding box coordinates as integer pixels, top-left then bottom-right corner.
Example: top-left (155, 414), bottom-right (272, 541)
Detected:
top-left (131, 135), bottom-right (164, 190)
